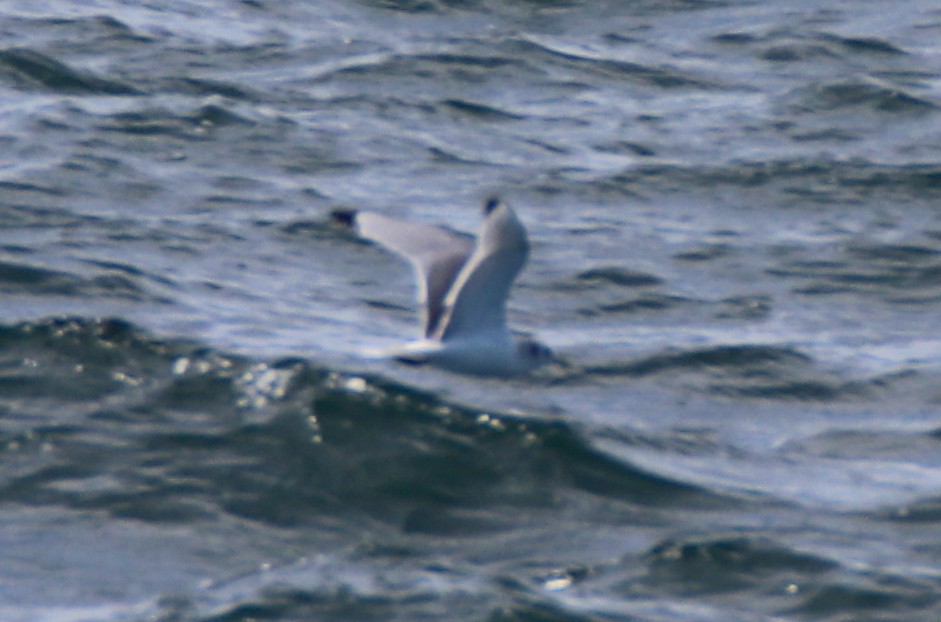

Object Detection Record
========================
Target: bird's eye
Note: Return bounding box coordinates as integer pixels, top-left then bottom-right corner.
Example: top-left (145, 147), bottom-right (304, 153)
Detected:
top-left (483, 197), bottom-right (501, 215)
top-left (527, 342), bottom-right (551, 359)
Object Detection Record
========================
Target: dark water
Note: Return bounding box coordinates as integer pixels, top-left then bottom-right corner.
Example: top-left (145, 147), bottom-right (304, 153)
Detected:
top-left (3, 1), bottom-right (941, 620)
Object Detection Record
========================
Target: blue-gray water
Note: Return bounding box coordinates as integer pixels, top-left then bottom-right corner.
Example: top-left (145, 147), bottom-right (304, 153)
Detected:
top-left (2, 1), bottom-right (941, 620)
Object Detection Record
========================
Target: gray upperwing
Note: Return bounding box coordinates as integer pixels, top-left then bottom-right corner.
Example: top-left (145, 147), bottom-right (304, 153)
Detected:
top-left (436, 199), bottom-right (529, 341)
top-left (335, 210), bottom-right (474, 337)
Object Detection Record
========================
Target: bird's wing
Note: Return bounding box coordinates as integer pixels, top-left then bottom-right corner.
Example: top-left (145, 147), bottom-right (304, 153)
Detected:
top-left (435, 199), bottom-right (528, 342)
top-left (333, 209), bottom-right (474, 337)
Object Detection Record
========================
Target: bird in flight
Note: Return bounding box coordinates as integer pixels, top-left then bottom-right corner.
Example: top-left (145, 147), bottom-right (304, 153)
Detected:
top-left (332, 197), bottom-right (552, 376)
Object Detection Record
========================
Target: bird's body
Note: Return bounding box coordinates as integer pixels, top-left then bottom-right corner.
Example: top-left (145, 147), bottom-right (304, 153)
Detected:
top-left (333, 197), bottom-right (552, 376)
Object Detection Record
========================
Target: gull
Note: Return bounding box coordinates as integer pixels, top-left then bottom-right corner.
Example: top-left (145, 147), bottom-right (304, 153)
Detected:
top-left (332, 197), bottom-right (553, 376)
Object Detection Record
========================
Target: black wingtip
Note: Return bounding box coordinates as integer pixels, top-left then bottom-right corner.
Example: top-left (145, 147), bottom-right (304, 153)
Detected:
top-left (483, 196), bottom-right (502, 216)
top-left (330, 207), bottom-right (358, 228)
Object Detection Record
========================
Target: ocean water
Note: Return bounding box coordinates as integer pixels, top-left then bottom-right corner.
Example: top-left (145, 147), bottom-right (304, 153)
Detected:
top-left (2, 0), bottom-right (941, 620)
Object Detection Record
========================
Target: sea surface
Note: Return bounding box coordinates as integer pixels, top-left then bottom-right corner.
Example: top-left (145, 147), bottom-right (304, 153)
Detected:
top-left (2, 1), bottom-right (941, 620)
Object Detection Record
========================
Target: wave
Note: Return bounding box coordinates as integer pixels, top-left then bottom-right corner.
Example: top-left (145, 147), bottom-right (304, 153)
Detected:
top-left (636, 533), bottom-right (941, 619)
top-left (557, 159), bottom-right (941, 207)
top-left (712, 26), bottom-right (911, 60)
top-left (0, 260), bottom-right (163, 302)
top-left (0, 317), bottom-right (738, 531)
top-left (514, 35), bottom-right (720, 90)
top-left (584, 344), bottom-right (883, 403)
top-left (793, 78), bottom-right (937, 114)
top-left (0, 47), bottom-right (139, 95)
top-left (769, 240), bottom-right (941, 304)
